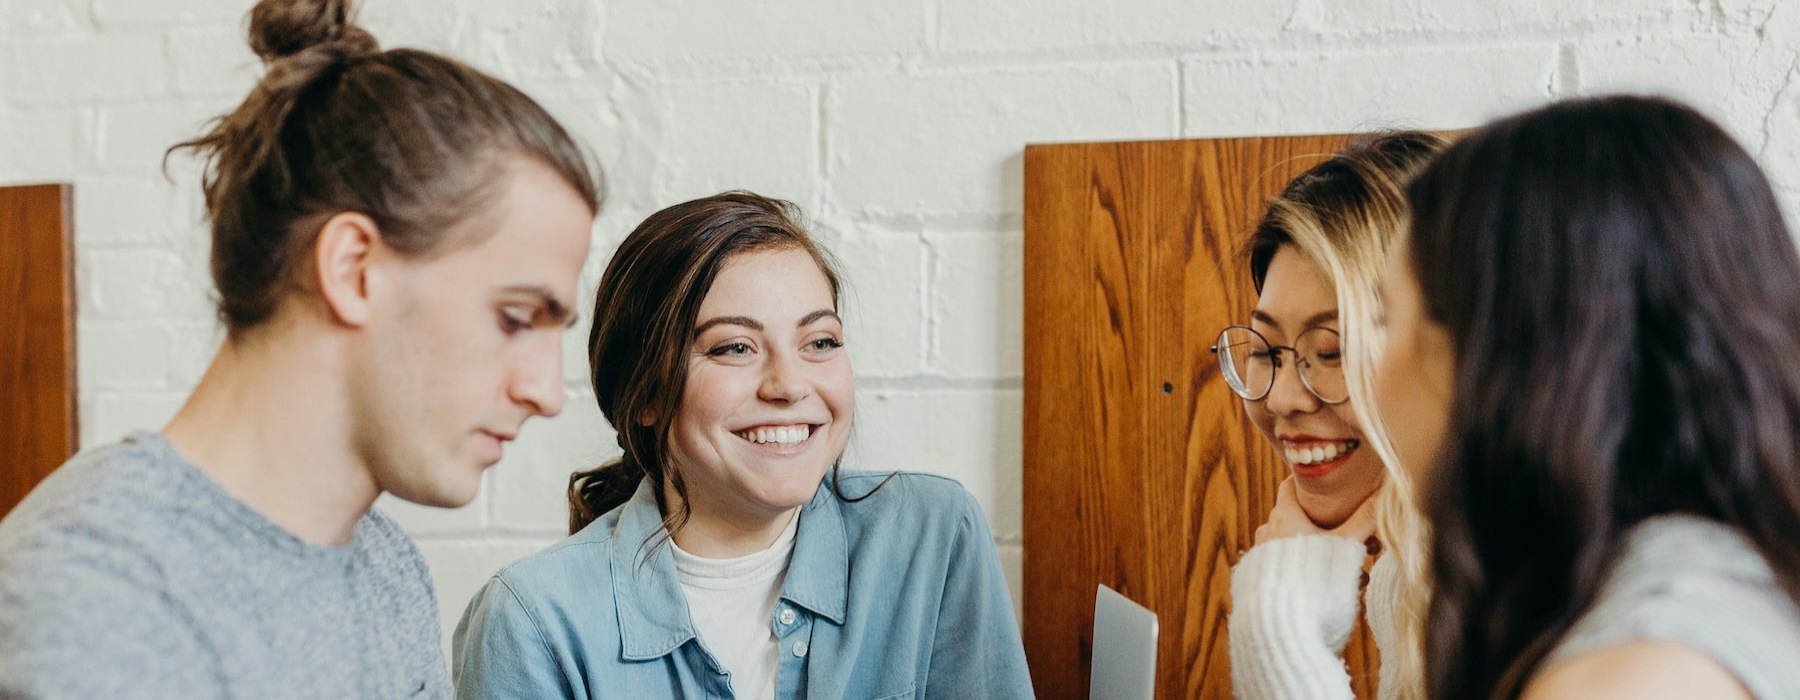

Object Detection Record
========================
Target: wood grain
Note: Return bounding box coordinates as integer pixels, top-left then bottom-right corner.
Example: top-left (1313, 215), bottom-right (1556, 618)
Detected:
top-left (0, 183), bottom-right (77, 519)
top-left (1023, 136), bottom-right (1381, 699)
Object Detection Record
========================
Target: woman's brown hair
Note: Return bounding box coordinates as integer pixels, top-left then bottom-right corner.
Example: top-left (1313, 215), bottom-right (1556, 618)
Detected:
top-left (169, 0), bottom-right (600, 334)
top-left (1408, 96), bottom-right (1800, 698)
top-left (568, 191), bottom-right (877, 540)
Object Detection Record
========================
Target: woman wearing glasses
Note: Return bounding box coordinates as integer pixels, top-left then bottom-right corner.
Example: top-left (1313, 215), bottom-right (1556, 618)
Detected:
top-left (1219, 131), bottom-right (1446, 700)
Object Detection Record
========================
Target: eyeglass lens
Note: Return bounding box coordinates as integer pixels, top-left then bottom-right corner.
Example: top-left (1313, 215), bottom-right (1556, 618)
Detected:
top-left (1214, 326), bottom-right (1346, 403)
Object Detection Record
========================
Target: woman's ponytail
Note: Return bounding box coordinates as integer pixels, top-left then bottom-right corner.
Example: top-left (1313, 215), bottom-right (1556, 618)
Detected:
top-left (567, 456), bottom-right (645, 534)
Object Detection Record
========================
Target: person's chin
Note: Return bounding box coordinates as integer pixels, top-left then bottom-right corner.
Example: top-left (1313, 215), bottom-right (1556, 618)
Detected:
top-left (388, 469), bottom-right (483, 509)
top-left (439, 479), bottom-right (484, 508)
top-left (1288, 471), bottom-right (1348, 515)
top-left (748, 467), bottom-right (828, 508)
top-left (1294, 479), bottom-right (1380, 528)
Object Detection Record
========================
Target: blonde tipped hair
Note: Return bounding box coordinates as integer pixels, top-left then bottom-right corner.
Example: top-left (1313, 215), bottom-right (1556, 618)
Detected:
top-left (1246, 131), bottom-right (1448, 700)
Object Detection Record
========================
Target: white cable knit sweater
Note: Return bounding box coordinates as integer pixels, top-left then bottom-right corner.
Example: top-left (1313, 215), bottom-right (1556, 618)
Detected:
top-left (1231, 518), bottom-right (1800, 699)
top-left (1228, 536), bottom-right (1399, 700)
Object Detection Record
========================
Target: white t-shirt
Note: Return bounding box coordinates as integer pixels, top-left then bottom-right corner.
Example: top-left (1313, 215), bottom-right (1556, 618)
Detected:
top-left (671, 513), bottom-right (800, 700)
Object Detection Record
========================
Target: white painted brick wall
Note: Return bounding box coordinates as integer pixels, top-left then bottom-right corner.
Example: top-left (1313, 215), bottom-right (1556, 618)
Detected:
top-left (96, 101), bottom-right (227, 176)
top-left (940, 0), bottom-right (1294, 52)
top-left (831, 226), bottom-right (930, 376)
top-left (370, 0), bottom-right (605, 84)
top-left (0, 109), bottom-right (88, 175)
top-left (4, 34), bottom-right (168, 103)
top-left (2, 0), bottom-right (92, 36)
top-left (167, 26), bottom-right (258, 98)
top-left (1290, 0), bottom-right (1697, 36)
top-left (1577, 33), bottom-right (1799, 150)
top-left (93, 0), bottom-right (249, 28)
top-left (6, 0), bottom-right (1799, 650)
top-left (603, 1), bottom-right (925, 61)
top-left (829, 64), bottom-right (1178, 215)
top-left (926, 227), bottom-right (1023, 379)
top-left (1182, 43), bottom-right (1558, 136)
top-left (612, 79), bottom-right (822, 211)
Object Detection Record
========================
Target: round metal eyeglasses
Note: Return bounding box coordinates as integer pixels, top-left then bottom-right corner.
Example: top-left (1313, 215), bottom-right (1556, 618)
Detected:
top-left (1208, 325), bottom-right (1348, 404)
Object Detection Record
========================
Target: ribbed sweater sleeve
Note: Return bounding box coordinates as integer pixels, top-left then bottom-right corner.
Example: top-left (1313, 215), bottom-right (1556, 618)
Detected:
top-left (1228, 535), bottom-right (1369, 700)
top-left (1364, 552), bottom-right (1402, 700)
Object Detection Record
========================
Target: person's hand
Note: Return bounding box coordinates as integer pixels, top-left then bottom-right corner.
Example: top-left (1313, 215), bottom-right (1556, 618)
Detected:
top-left (1253, 478), bottom-right (1379, 552)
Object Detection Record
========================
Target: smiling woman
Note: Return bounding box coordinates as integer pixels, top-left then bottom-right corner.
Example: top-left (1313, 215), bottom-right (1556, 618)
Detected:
top-left (668, 248), bottom-right (856, 554)
top-left (566, 192), bottom-right (855, 544)
top-left (451, 191), bottom-right (1035, 700)
top-left (1223, 131), bottom-right (1448, 700)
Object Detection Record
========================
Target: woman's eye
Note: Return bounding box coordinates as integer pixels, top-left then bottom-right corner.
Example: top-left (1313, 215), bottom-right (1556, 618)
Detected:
top-left (499, 310), bottom-right (532, 334)
top-left (808, 337), bottom-right (844, 351)
top-left (708, 342), bottom-right (753, 357)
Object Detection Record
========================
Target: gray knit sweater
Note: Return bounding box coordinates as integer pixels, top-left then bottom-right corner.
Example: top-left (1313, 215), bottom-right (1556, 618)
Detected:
top-left (0, 432), bottom-right (451, 698)
top-left (1545, 514), bottom-right (1800, 699)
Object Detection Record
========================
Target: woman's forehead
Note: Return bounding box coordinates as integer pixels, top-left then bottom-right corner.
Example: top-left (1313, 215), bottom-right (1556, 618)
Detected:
top-left (698, 248), bottom-right (836, 320)
top-left (1254, 249), bottom-right (1338, 332)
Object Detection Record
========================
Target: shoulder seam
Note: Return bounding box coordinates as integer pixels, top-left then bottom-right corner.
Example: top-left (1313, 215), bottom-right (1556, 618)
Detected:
top-left (493, 576), bottom-right (561, 666)
top-left (495, 538), bottom-right (611, 579)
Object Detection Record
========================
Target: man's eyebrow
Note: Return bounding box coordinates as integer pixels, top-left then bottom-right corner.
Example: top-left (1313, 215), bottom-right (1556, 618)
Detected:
top-left (501, 285), bottom-right (577, 328)
top-left (694, 316), bottom-right (763, 335)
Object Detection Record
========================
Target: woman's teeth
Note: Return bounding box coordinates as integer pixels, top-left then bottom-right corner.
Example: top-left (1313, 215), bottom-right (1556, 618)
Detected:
top-left (1284, 439), bottom-right (1359, 466)
top-left (738, 425), bottom-right (811, 446)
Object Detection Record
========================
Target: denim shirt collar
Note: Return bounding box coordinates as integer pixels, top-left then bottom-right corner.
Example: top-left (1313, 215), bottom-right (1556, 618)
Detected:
top-left (608, 477), bottom-right (850, 660)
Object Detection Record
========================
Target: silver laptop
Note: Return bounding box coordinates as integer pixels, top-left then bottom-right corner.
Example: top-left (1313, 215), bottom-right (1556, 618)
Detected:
top-left (1090, 584), bottom-right (1159, 700)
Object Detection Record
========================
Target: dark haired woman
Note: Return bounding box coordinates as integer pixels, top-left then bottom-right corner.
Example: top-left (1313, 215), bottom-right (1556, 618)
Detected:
top-left (453, 192), bottom-right (1033, 700)
top-left (1378, 95), bottom-right (1800, 698)
top-left (0, 0), bottom-right (599, 696)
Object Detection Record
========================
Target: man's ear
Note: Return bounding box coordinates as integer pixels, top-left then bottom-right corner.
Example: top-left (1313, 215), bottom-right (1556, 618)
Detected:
top-left (313, 212), bottom-right (383, 328)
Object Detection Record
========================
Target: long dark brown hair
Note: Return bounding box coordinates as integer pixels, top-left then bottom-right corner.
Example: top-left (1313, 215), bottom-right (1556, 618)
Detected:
top-left (1406, 95), bottom-right (1800, 698)
top-left (568, 191), bottom-right (885, 540)
top-left (169, 0), bottom-right (600, 335)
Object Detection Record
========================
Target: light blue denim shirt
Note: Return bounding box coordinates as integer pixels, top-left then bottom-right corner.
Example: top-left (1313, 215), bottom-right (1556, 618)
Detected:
top-left (451, 471), bottom-right (1033, 699)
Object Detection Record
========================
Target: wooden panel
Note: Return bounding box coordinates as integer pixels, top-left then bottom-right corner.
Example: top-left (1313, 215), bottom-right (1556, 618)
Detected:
top-left (1023, 136), bottom-right (1380, 699)
top-left (0, 184), bottom-right (76, 519)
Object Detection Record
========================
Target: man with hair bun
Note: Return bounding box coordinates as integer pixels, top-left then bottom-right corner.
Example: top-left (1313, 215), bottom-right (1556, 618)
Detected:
top-left (0, 0), bottom-right (600, 697)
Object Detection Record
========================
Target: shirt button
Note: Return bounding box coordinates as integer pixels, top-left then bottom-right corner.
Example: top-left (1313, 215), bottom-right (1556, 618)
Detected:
top-left (778, 608), bottom-right (797, 625)
top-left (792, 641), bottom-right (809, 658)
